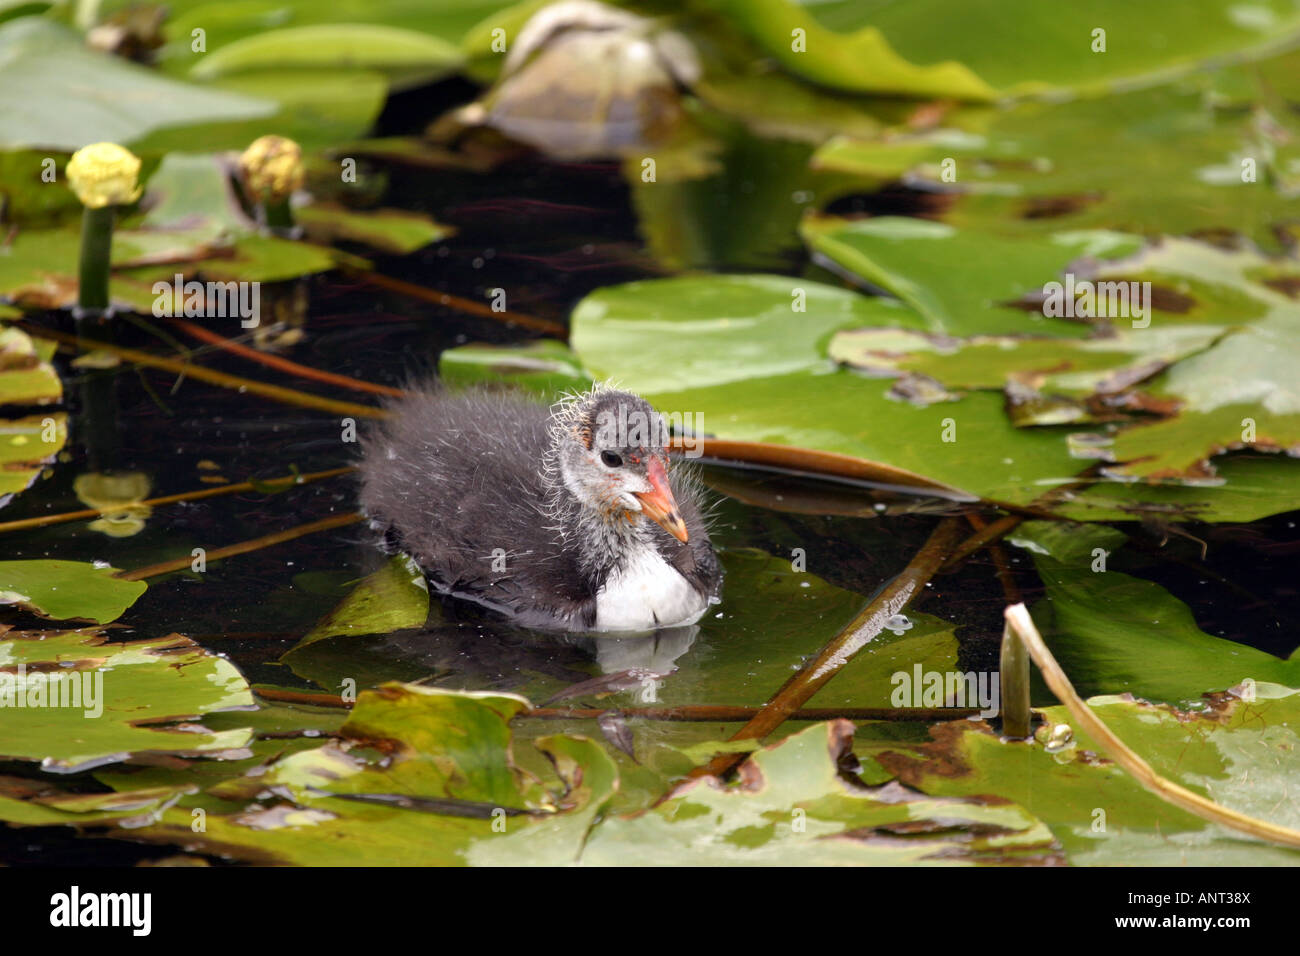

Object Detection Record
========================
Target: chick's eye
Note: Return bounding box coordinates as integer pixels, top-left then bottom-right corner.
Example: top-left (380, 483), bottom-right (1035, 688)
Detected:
top-left (600, 450), bottom-right (623, 468)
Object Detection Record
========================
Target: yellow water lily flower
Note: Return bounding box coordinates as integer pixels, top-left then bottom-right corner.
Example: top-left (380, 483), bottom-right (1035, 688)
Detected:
top-left (65, 142), bottom-right (143, 209)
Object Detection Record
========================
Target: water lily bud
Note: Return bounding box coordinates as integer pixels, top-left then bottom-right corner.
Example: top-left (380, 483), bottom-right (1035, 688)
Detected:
top-left (65, 142), bottom-right (143, 209)
top-left (239, 135), bottom-right (305, 203)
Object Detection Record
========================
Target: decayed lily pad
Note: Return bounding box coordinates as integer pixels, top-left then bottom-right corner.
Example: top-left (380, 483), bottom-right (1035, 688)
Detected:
top-left (0, 629), bottom-right (254, 773)
top-left (1086, 242), bottom-right (1300, 479)
top-left (0, 559), bottom-right (145, 623)
top-left (582, 719), bottom-right (1061, 865)
top-left (100, 686), bottom-right (1059, 865)
top-left (813, 54), bottom-right (1300, 248)
top-left (0, 411), bottom-right (65, 500)
top-left (0, 777), bottom-right (194, 828)
top-left (0, 327), bottom-right (63, 498)
top-left (1054, 456), bottom-right (1300, 523)
top-left (124, 684), bottom-right (618, 865)
top-left (799, 219), bottom-right (1300, 508)
top-left (878, 684), bottom-right (1300, 865)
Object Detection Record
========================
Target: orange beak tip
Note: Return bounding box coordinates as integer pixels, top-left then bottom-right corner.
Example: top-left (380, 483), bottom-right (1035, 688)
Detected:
top-left (637, 457), bottom-right (689, 543)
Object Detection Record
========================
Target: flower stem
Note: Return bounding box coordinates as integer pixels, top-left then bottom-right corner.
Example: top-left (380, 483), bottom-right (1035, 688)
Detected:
top-left (76, 204), bottom-right (115, 317)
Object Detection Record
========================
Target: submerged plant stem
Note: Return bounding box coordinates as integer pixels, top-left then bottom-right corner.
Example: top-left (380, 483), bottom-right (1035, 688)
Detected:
top-left (118, 511), bottom-right (364, 581)
top-left (940, 513), bottom-right (1023, 571)
top-left (166, 319), bottom-right (407, 398)
top-left (342, 266), bottom-right (568, 337)
top-left (249, 688), bottom-right (978, 722)
top-left (1004, 603), bottom-right (1300, 850)
top-left (0, 466), bottom-right (354, 535)
top-left (22, 323), bottom-right (388, 419)
top-left (690, 517), bottom-right (967, 780)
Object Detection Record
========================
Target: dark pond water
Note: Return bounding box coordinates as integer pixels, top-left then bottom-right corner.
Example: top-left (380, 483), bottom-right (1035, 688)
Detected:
top-left (3, 91), bottom-right (1297, 863)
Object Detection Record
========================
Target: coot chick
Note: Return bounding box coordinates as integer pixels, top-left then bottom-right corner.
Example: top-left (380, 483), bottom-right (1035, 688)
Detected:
top-left (358, 383), bottom-right (721, 632)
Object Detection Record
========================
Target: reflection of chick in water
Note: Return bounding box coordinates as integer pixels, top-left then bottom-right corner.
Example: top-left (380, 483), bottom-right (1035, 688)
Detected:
top-left (356, 618), bottom-right (699, 694)
top-left (574, 625), bottom-right (700, 676)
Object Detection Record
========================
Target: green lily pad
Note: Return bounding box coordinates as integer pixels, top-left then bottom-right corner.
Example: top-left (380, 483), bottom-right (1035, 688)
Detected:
top-left (190, 23), bottom-right (464, 90)
top-left (151, 0), bottom-right (514, 75)
top-left (570, 273), bottom-right (1084, 505)
top-left (295, 201), bottom-right (452, 254)
top-left (752, 0), bottom-right (1300, 98)
top-left (1009, 520), bottom-right (1300, 703)
top-left (439, 339), bottom-right (592, 396)
top-left (0, 215), bottom-right (341, 312)
top-left (0, 629), bottom-right (254, 772)
top-left (0, 559), bottom-right (145, 623)
top-left (138, 152), bottom-right (254, 243)
top-left (0, 149), bottom-right (82, 225)
top-left (878, 684), bottom-right (1300, 865)
top-left (0, 18), bottom-right (272, 150)
top-left (802, 215), bottom-right (1145, 338)
top-left (132, 69), bottom-right (389, 153)
top-left (700, 0), bottom-right (996, 100)
top-left (289, 554), bottom-right (430, 651)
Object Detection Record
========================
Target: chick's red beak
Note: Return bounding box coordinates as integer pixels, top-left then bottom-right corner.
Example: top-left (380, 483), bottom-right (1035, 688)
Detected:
top-left (635, 456), bottom-right (688, 543)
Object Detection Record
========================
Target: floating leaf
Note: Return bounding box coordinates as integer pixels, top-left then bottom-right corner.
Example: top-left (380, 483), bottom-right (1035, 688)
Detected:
top-left (0, 412), bottom-right (66, 500)
top-left (0, 777), bottom-right (193, 828)
top-left (0, 560), bottom-right (145, 623)
top-left (133, 69), bottom-right (389, 153)
top-left (803, 215), bottom-right (1144, 338)
top-left (812, 50), bottom-right (1300, 249)
top-left (879, 684), bottom-right (1300, 865)
top-left (570, 274), bottom-right (1084, 505)
top-left (0, 326), bottom-right (61, 406)
top-left (1008, 520), bottom-right (1300, 703)
top-left (0, 629), bottom-right (253, 773)
top-left (732, 0), bottom-right (1300, 99)
top-left (702, 0), bottom-right (996, 100)
top-left (439, 339), bottom-right (592, 396)
top-left (124, 685), bottom-right (617, 865)
top-left (0, 18), bottom-right (272, 150)
top-left (583, 720), bottom-right (1060, 864)
top-left (288, 554), bottom-right (429, 652)
top-left (295, 201), bottom-right (452, 254)
top-left (190, 23), bottom-right (464, 90)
